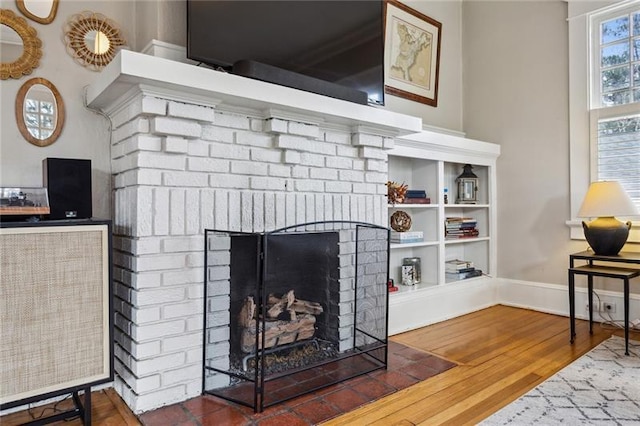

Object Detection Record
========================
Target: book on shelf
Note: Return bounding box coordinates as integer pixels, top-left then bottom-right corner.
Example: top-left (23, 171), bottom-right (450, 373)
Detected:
top-left (445, 226), bottom-right (477, 231)
top-left (445, 259), bottom-right (475, 273)
top-left (402, 197), bottom-right (431, 204)
top-left (445, 229), bottom-right (479, 239)
top-left (391, 230), bottom-right (424, 243)
top-left (446, 269), bottom-right (483, 280)
top-left (445, 217), bottom-right (476, 222)
top-left (445, 216), bottom-right (478, 239)
top-left (406, 190), bottom-right (427, 198)
top-left (445, 221), bottom-right (476, 227)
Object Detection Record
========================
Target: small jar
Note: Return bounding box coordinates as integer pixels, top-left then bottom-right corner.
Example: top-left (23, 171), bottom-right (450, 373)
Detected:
top-left (401, 257), bottom-right (421, 285)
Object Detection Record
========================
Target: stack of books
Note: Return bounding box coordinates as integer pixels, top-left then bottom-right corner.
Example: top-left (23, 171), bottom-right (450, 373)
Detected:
top-left (402, 189), bottom-right (430, 204)
top-left (445, 217), bottom-right (479, 239)
top-left (445, 259), bottom-right (483, 281)
top-left (390, 231), bottom-right (424, 244)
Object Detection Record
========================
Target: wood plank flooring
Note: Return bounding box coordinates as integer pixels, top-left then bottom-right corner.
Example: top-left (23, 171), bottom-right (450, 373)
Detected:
top-left (0, 388), bottom-right (140, 426)
top-left (2, 305), bottom-right (637, 425)
top-left (323, 305), bottom-right (639, 426)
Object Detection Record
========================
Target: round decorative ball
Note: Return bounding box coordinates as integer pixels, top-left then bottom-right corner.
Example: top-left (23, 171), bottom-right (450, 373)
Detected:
top-left (390, 210), bottom-right (412, 232)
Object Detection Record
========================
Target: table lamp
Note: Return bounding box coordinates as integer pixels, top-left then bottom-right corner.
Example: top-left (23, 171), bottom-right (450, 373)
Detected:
top-left (577, 181), bottom-right (638, 255)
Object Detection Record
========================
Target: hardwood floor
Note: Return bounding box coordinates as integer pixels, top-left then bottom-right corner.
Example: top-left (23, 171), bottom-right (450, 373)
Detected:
top-left (324, 305), bottom-right (639, 426)
top-left (0, 388), bottom-right (140, 426)
top-left (2, 305), bottom-right (637, 425)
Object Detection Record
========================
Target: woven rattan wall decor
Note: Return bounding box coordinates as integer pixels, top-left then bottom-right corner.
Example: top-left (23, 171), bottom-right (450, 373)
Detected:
top-left (63, 11), bottom-right (126, 71)
top-left (0, 8), bottom-right (42, 80)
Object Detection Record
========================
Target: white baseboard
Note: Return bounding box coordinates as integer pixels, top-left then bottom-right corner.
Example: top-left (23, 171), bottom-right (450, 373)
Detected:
top-left (496, 277), bottom-right (640, 323)
top-left (389, 276), bottom-right (640, 336)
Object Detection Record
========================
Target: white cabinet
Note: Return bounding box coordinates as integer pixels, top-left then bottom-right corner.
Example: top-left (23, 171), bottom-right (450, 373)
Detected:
top-left (387, 130), bottom-right (500, 335)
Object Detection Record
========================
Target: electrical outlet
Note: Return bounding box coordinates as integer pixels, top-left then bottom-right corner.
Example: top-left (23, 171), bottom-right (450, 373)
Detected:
top-left (585, 302), bottom-right (617, 313)
top-left (585, 302), bottom-right (600, 311)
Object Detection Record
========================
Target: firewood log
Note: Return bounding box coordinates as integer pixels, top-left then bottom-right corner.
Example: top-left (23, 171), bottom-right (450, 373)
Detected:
top-left (290, 300), bottom-right (323, 315)
top-left (267, 290), bottom-right (295, 319)
top-left (238, 296), bottom-right (255, 328)
top-left (240, 314), bottom-right (317, 353)
top-left (267, 291), bottom-right (324, 316)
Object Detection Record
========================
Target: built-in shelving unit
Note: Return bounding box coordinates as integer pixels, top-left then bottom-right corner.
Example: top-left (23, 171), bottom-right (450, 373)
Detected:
top-left (387, 130), bottom-right (500, 335)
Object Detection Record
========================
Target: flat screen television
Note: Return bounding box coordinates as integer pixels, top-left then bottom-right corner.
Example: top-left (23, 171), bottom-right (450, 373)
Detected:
top-left (186, 0), bottom-right (384, 106)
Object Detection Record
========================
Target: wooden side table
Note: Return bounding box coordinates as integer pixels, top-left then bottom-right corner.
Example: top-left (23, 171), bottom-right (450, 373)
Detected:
top-left (568, 250), bottom-right (640, 356)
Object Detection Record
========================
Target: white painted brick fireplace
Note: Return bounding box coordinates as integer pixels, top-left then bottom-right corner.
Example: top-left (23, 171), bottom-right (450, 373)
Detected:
top-left (87, 50), bottom-right (421, 413)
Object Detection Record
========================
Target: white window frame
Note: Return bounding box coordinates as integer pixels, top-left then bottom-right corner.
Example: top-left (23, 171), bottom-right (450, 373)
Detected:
top-left (589, 4), bottom-right (640, 110)
top-left (567, 0), bottom-right (640, 243)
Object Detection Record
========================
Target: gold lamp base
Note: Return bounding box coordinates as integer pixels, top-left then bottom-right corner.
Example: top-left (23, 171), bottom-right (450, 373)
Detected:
top-left (582, 216), bottom-right (632, 256)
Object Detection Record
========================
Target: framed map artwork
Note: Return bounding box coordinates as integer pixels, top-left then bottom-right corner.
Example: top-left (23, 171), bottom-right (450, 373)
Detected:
top-left (384, 0), bottom-right (442, 107)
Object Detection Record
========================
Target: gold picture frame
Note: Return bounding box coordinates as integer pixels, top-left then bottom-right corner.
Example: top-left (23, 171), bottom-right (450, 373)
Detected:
top-left (384, 0), bottom-right (442, 107)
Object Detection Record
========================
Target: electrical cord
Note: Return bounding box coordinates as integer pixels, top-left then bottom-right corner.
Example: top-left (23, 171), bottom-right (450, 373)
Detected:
top-left (581, 247), bottom-right (640, 334)
top-left (82, 85), bottom-right (115, 216)
top-left (591, 290), bottom-right (640, 349)
top-left (27, 394), bottom-right (74, 421)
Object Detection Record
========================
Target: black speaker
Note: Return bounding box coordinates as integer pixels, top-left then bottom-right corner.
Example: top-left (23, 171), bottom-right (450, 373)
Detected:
top-left (43, 158), bottom-right (92, 220)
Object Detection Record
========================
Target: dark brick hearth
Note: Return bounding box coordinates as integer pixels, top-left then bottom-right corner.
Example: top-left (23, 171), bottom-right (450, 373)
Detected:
top-left (140, 341), bottom-right (456, 425)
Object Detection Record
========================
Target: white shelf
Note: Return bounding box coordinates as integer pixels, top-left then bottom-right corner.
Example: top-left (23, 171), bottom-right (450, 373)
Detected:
top-left (387, 129), bottom-right (500, 335)
top-left (444, 237), bottom-right (491, 245)
top-left (444, 204), bottom-right (490, 209)
top-left (444, 275), bottom-right (487, 284)
top-left (389, 204), bottom-right (439, 209)
top-left (86, 50), bottom-right (422, 136)
top-left (391, 281), bottom-right (439, 294)
top-left (390, 241), bottom-right (439, 249)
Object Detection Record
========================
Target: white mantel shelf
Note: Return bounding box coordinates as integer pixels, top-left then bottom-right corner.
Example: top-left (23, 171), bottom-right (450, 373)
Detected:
top-left (86, 50), bottom-right (422, 136)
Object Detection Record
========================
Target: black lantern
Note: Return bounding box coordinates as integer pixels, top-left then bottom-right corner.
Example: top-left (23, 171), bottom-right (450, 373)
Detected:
top-left (456, 164), bottom-right (478, 204)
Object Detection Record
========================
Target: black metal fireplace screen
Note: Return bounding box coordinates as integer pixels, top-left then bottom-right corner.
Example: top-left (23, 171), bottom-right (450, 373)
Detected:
top-left (202, 221), bottom-right (390, 412)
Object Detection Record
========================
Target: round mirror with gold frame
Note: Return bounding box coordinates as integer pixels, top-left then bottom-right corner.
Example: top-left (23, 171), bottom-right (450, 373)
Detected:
top-left (16, 0), bottom-right (59, 25)
top-left (1, 8), bottom-right (42, 80)
top-left (16, 77), bottom-right (65, 147)
top-left (63, 11), bottom-right (126, 71)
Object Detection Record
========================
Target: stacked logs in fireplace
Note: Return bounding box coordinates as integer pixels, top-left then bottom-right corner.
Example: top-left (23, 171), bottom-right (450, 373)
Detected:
top-left (238, 290), bottom-right (323, 353)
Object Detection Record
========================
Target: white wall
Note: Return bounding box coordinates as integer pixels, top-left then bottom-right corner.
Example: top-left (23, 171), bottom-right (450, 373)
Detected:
top-left (0, 0), bottom-right (137, 219)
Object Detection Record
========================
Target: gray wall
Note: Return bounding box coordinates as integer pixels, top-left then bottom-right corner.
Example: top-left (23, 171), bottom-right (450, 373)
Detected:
top-left (133, 0), bottom-right (185, 51)
top-left (462, 0), bottom-right (584, 284)
top-left (0, 0), bottom-right (137, 219)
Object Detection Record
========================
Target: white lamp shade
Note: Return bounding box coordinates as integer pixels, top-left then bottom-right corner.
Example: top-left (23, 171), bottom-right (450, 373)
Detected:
top-left (577, 181), bottom-right (639, 218)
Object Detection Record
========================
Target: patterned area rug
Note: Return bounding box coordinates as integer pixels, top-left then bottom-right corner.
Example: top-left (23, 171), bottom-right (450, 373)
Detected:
top-left (481, 336), bottom-right (640, 425)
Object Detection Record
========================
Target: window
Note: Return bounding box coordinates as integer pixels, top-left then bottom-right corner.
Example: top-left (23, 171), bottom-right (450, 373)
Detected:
top-left (590, 2), bottom-right (640, 211)
top-left (24, 97), bottom-right (55, 140)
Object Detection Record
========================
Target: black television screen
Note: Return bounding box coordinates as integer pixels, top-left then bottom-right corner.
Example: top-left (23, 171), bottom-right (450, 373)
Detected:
top-left (186, 0), bottom-right (384, 106)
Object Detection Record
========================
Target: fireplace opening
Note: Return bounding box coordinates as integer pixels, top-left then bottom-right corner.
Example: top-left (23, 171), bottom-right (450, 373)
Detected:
top-left (203, 221), bottom-right (389, 412)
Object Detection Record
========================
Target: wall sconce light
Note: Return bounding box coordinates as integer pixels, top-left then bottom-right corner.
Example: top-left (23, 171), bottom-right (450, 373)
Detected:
top-left (577, 181), bottom-right (638, 255)
top-left (456, 164), bottom-right (478, 204)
